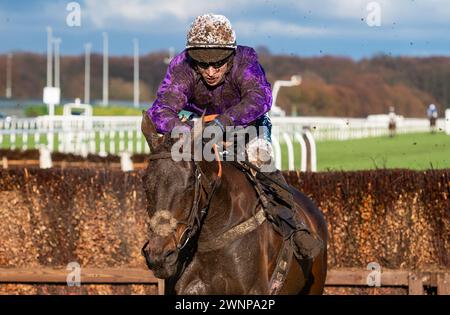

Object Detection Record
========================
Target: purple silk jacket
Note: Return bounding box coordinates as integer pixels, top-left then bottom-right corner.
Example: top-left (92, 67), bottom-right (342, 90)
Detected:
top-left (146, 45), bottom-right (272, 134)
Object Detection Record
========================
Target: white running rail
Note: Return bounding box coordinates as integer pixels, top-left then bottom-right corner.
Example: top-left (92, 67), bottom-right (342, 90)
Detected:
top-left (0, 115), bottom-right (447, 170)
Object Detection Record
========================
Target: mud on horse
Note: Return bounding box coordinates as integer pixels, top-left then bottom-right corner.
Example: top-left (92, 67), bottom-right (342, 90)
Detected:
top-left (140, 113), bottom-right (328, 294)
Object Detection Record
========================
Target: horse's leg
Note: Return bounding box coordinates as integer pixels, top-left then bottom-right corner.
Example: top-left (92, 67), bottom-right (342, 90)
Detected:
top-left (292, 190), bottom-right (328, 295)
top-left (174, 258), bottom-right (212, 294)
top-left (174, 230), bottom-right (273, 294)
top-left (304, 247), bottom-right (327, 294)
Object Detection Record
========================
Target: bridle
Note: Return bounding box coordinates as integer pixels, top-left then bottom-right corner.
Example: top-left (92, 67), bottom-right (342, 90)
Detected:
top-left (144, 144), bottom-right (223, 256)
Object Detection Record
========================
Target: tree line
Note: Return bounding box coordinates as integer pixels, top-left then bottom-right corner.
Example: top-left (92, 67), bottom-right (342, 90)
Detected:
top-left (1, 50), bottom-right (449, 118)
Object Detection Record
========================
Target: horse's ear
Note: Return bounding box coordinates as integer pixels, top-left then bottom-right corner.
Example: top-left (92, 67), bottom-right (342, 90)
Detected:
top-left (141, 111), bottom-right (161, 152)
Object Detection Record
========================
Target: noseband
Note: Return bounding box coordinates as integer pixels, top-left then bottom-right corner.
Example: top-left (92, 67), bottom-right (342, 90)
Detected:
top-left (145, 145), bottom-right (222, 255)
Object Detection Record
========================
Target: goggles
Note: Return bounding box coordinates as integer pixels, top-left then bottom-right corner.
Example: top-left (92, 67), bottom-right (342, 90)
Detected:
top-left (195, 56), bottom-right (231, 70)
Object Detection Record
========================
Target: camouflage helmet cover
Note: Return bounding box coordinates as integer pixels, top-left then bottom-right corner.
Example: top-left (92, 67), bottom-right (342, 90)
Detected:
top-left (186, 14), bottom-right (236, 63)
top-left (186, 13), bottom-right (237, 49)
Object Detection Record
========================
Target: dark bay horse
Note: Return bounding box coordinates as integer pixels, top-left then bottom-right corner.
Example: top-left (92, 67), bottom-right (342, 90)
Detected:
top-left (140, 113), bottom-right (328, 294)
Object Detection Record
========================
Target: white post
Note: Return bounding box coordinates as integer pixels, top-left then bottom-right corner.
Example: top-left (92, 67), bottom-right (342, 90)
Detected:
top-left (47, 119), bottom-right (54, 152)
top-left (99, 131), bottom-right (106, 156)
top-left (53, 38), bottom-right (61, 89)
top-left (81, 131), bottom-right (88, 157)
top-left (23, 125), bottom-right (29, 151)
top-left (102, 32), bottom-right (109, 107)
top-left (136, 131), bottom-right (143, 153)
top-left (445, 109), bottom-right (450, 135)
top-left (6, 53), bottom-right (12, 98)
top-left (84, 43), bottom-right (92, 104)
top-left (11, 132), bottom-right (16, 150)
top-left (34, 132), bottom-right (40, 149)
top-left (119, 130), bottom-right (125, 152)
top-left (89, 131), bottom-right (96, 153)
top-left (127, 130), bottom-right (133, 153)
top-left (271, 136), bottom-right (282, 171)
top-left (133, 38), bottom-right (140, 108)
top-left (282, 132), bottom-right (295, 171)
top-left (295, 133), bottom-right (307, 172)
top-left (109, 130), bottom-right (115, 153)
top-left (75, 131), bottom-right (83, 154)
top-left (304, 128), bottom-right (317, 172)
top-left (120, 151), bottom-right (134, 172)
top-left (46, 27), bottom-right (53, 87)
top-left (39, 145), bottom-right (52, 169)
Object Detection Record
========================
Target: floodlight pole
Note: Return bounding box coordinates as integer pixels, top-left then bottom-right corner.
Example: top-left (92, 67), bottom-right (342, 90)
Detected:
top-left (6, 53), bottom-right (12, 98)
top-left (53, 38), bottom-right (61, 89)
top-left (102, 32), bottom-right (109, 107)
top-left (133, 38), bottom-right (140, 108)
top-left (84, 43), bottom-right (92, 104)
top-left (46, 26), bottom-right (53, 87)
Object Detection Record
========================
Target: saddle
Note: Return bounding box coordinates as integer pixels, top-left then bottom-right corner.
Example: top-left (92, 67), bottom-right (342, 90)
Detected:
top-left (231, 160), bottom-right (323, 259)
top-left (230, 161), bottom-right (307, 294)
top-left (231, 160), bottom-right (294, 209)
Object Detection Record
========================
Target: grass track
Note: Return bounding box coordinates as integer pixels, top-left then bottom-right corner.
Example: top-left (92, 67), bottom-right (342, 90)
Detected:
top-left (280, 132), bottom-right (450, 171)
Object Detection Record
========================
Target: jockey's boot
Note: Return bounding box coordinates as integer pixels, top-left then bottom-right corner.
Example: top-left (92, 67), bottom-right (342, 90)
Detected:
top-left (258, 170), bottom-right (324, 260)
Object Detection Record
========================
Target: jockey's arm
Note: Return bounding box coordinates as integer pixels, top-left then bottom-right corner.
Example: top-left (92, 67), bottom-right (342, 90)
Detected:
top-left (146, 55), bottom-right (194, 134)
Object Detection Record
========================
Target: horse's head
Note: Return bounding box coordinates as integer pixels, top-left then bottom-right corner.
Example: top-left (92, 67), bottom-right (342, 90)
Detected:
top-left (140, 112), bottom-right (220, 279)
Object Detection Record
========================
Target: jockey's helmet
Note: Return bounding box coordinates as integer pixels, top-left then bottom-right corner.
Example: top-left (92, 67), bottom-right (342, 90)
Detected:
top-left (186, 13), bottom-right (236, 63)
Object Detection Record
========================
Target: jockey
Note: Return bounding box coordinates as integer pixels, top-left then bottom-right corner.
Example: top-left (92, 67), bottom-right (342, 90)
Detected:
top-left (427, 104), bottom-right (438, 119)
top-left (388, 106), bottom-right (397, 137)
top-left (427, 104), bottom-right (438, 133)
top-left (146, 13), bottom-right (323, 260)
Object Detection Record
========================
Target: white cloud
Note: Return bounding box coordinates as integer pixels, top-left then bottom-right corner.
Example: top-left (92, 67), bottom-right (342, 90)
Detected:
top-left (77, 0), bottom-right (450, 34)
top-left (235, 20), bottom-right (332, 38)
top-left (83, 0), bottom-right (230, 28)
top-left (292, 0), bottom-right (450, 24)
top-left (35, 0), bottom-right (450, 42)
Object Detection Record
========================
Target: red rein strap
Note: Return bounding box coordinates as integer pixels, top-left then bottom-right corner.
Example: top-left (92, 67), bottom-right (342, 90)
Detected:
top-left (203, 115), bottom-right (222, 178)
top-left (213, 144), bottom-right (222, 178)
top-left (203, 114), bottom-right (218, 123)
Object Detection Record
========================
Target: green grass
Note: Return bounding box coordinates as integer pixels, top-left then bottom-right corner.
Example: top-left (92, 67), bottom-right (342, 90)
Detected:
top-left (279, 132), bottom-right (450, 171)
top-left (315, 132), bottom-right (450, 171)
top-left (91, 106), bottom-right (144, 116)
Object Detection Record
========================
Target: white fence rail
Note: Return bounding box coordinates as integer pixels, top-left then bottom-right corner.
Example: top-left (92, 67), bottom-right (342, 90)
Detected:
top-left (270, 116), bottom-right (448, 141)
top-left (1, 115), bottom-right (448, 171)
top-left (0, 116), bottom-right (147, 156)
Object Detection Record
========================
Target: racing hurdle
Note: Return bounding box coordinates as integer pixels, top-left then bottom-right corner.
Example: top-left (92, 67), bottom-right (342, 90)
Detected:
top-left (1, 268), bottom-right (448, 295)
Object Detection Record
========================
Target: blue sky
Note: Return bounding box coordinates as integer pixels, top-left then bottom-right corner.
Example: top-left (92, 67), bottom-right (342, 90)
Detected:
top-left (1, 0), bottom-right (449, 59)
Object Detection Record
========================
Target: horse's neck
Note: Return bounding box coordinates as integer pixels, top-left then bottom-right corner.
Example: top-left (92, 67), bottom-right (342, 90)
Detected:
top-left (198, 163), bottom-right (256, 242)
